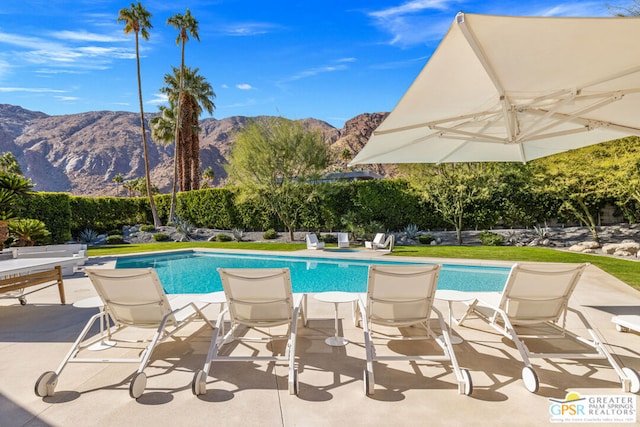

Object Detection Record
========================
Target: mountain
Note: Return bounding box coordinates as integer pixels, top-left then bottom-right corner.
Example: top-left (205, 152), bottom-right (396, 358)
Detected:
top-left (0, 105), bottom-right (390, 196)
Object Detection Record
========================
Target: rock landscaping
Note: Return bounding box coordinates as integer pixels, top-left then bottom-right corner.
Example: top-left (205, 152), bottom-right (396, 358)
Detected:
top-left (110, 223), bottom-right (640, 261)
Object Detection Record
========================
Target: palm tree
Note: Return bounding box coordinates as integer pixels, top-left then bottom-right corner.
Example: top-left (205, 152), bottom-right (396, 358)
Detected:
top-left (160, 66), bottom-right (215, 191)
top-left (166, 8), bottom-right (199, 222)
top-left (112, 173), bottom-right (124, 196)
top-left (117, 2), bottom-right (161, 227)
top-left (202, 166), bottom-right (215, 187)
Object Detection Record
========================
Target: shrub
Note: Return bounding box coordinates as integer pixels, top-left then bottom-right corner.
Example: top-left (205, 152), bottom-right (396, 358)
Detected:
top-left (418, 234), bottom-right (435, 245)
top-left (262, 229), bottom-right (278, 240)
top-left (153, 233), bottom-right (169, 241)
top-left (478, 230), bottom-right (504, 246)
top-left (106, 234), bottom-right (124, 244)
top-left (321, 234), bottom-right (337, 243)
top-left (140, 224), bottom-right (156, 232)
top-left (8, 218), bottom-right (50, 246)
top-left (216, 233), bottom-right (232, 242)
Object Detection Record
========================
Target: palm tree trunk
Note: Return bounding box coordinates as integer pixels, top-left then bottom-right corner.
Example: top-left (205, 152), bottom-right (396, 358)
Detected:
top-left (135, 32), bottom-right (161, 227)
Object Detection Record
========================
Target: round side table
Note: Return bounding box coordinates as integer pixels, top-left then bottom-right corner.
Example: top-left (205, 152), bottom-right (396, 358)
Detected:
top-left (435, 290), bottom-right (474, 345)
top-left (314, 291), bottom-right (359, 346)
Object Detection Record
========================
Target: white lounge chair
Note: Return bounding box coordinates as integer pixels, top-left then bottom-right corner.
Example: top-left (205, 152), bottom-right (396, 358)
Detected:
top-left (365, 233), bottom-right (394, 252)
top-left (613, 315), bottom-right (640, 334)
top-left (359, 264), bottom-right (472, 396)
top-left (35, 268), bottom-right (214, 399)
top-left (305, 233), bottom-right (325, 250)
top-left (458, 263), bottom-right (640, 393)
top-left (337, 232), bottom-right (350, 248)
top-left (192, 268), bottom-right (307, 396)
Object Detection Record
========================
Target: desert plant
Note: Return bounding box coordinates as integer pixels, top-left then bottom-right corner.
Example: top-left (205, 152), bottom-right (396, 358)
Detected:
top-left (404, 224), bottom-right (419, 239)
top-left (78, 228), bottom-right (99, 244)
top-left (533, 224), bottom-right (550, 238)
top-left (216, 233), bottom-right (232, 242)
top-left (153, 233), bottom-right (170, 241)
top-left (140, 224), bottom-right (156, 232)
top-left (106, 234), bottom-right (125, 244)
top-left (262, 228), bottom-right (278, 240)
top-left (173, 216), bottom-right (195, 240)
top-left (8, 218), bottom-right (50, 246)
top-left (418, 234), bottom-right (435, 244)
top-left (231, 228), bottom-right (244, 241)
top-left (478, 230), bottom-right (504, 246)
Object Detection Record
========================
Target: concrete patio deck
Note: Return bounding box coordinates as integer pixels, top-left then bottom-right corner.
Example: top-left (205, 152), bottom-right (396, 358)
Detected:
top-left (1, 251), bottom-right (639, 426)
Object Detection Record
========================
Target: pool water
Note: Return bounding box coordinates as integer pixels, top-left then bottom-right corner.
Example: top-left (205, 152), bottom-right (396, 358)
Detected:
top-left (115, 251), bottom-right (510, 294)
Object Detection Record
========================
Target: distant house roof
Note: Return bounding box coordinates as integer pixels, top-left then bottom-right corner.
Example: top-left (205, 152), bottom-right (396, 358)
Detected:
top-left (320, 170), bottom-right (384, 182)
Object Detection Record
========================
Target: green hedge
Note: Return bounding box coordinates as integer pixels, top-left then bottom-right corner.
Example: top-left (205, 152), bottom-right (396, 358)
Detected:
top-left (12, 178), bottom-right (624, 242)
top-left (15, 192), bottom-right (72, 244)
top-left (69, 195), bottom-right (151, 236)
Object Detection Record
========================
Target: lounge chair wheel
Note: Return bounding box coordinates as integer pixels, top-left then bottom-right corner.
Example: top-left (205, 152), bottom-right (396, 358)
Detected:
top-left (129, 372), bottom-right (147, 399)
top-left (35, 371), bottom-right (57, 397)
top-left (19, 296), bottom-right (27, 305)
top-left (192, 369), bottom-right (207, 396)
top-left (288, 369), bottom-right (299, 395)
top-left (522, 367), bottom-right (539, 393)
top-left (616, 324), bottom-right (629, 333)
top-left (461, 368), bottom-right (473, 396)
top-left (363, 369), bottom-right (374, 396)
top-left (622, 367), bottom-right (640, 393)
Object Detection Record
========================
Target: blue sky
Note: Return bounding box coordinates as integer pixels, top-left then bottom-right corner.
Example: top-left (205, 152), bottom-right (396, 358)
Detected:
top-left (0, 0), bottom-right (622, 128)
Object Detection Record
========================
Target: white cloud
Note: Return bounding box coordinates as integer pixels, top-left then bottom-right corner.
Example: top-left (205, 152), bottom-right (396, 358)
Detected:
top-left (369, 0), bottom-right (451, 19)
top-left (49, 30), bottom-right (122, 43)
top-left (148, 93), bottom-right (169, 105)
top-left (0, 30), bottom-right (134, 70)
top-left (236, 83), bottom-right (253, 90)
top-left (219, 22), bottom-right (283, 37)
top-left (0, 87), bottom-right (66, 93)
top-left (367, 0), bottom-right (454, 47)
top-left (282, 64), bottom-right (348, 83)
top-left (536, 2), bottom-right (610, 17)
top-left (54, 95), bottom-right (80, 101)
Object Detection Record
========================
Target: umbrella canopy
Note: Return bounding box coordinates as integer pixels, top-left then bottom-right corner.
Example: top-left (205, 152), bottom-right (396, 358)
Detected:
top-left (351, 12), bottom-right (640, 164)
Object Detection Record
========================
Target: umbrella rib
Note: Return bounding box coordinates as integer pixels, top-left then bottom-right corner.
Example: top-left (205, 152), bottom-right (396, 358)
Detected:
top-left (457, 12), bottom-right (517, 142)
top-left (520, 93), bottom-right (626, 142)
top-left (373, 109), bottom-right (500, 136)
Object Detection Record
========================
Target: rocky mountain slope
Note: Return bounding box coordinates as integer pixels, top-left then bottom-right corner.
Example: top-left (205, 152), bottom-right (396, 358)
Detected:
top-left (0, 104), bottom-right (390, 196)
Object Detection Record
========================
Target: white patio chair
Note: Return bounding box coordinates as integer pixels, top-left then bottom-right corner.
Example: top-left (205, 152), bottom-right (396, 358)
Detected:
top-left (359, 264), bottom-right (473, 396)
top-left (305, 233), bottom-right (325, 250)
top-left (337, 232), bottom-right (350, 248)
top-left (365, 233), bottom-right (394, 252)
top-left (458, 263), bottom-right (640, 393)
top-left (192, 268), bottom-right (307, 396)
top-left (35, 268), bottom-right (214, 399)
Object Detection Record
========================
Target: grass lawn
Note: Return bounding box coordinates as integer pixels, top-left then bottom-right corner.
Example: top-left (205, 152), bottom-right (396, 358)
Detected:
top-left (88, 242), bottom-right (640, 291)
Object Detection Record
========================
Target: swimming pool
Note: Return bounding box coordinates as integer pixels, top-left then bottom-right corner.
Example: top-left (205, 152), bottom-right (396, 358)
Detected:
top-left (115, 251), bottom-right (510, 294)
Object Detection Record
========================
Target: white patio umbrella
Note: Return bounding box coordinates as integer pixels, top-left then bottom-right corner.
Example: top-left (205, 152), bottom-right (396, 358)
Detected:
top-left (351, 12), bottom-right (640, 165)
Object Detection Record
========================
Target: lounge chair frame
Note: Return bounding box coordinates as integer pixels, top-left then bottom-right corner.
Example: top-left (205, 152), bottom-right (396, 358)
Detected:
top-left (457, 263), bottom-right (640, 393)
top-left (35, 268), bottom-right (214, 399)
top-left (359, 264), bottom-right (472, 396)
top-left (192, 268), bottom-right (307, 396)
